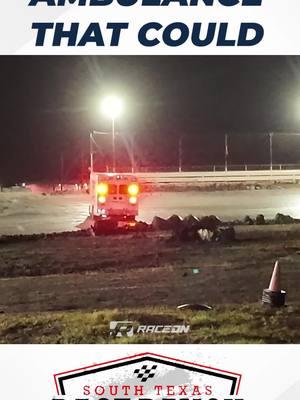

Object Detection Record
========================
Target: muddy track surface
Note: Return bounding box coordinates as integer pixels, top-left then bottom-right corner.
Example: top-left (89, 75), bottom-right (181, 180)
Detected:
top-left (0, 231), bottom-right (299, 313)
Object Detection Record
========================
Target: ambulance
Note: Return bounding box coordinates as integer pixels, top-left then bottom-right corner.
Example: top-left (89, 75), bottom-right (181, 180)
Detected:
top-left (89, 172), bottom-right (140, 234)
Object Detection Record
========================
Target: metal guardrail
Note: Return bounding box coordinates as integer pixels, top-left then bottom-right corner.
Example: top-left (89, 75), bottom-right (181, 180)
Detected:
top-left (103, 164), bottom-right (300, 173)
top-left (135, 169), bottom-right (300, 183)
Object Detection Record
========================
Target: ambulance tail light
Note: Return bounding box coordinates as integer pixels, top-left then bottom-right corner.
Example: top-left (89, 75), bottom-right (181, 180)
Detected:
top-left (96, 182), bottom-right (109, 196)
top-left (129, 196), bottom-right (137, 205)
top-left (128, 183), bottom-right (139, 197)
top-left (98, 196), bottom-right (106, 204)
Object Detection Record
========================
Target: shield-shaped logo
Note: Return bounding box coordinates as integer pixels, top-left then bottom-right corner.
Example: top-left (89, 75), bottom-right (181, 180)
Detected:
top-left (53, 352), bottom-right (242, 399)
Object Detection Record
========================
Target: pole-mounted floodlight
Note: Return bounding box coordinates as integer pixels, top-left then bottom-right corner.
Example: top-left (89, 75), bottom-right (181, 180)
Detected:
top-left (101, 96), bottom-right (123, 172)
top-left (101, 96), bottom-right (123, 120)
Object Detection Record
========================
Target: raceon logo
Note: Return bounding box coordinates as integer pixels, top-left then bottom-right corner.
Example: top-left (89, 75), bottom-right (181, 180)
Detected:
top-left (109, 321), bottom-right (190, 337)
top-left (109, 321), bottom-right (134, 337)
top-left (53, 352), bottom-right (243, 400)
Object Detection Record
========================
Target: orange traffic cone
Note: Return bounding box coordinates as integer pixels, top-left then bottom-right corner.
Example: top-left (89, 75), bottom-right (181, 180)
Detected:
top-left (268, 260), bottom-right (281, 292)
top-left (262, 261), bottom-right (286, 307)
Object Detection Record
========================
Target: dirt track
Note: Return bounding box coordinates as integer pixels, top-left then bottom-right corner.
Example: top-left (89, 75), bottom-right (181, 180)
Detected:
top-left (0, 229), bottom-right (299, 313)
top-left (2, 188), bottom-right (300, 235)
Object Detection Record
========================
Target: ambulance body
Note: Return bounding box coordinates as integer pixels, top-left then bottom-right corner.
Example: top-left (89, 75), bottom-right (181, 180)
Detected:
top-left (90, 173), bottom-right (140, 233)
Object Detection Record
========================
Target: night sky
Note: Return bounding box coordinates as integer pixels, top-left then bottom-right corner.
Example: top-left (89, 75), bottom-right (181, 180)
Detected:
top-left (1, 56), bottom-right (300, 184)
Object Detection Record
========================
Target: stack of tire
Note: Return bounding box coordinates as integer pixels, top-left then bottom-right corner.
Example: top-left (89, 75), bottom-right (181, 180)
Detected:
top-left (151, 214), bottom-right (235, 243)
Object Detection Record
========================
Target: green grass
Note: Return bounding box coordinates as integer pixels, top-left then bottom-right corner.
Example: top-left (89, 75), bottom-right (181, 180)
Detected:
top-left (0, 304), bottom-right (299, 344)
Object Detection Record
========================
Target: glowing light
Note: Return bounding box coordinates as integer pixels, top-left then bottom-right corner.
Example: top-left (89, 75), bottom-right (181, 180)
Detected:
top-left (101, 96), bottom-right (123, 120)
top-left (128, 183), bottom-right (139, 196)
top-left (98, 196), bottom-right (106, 204)
top-left (96, 182), bottom-right (108, 196)
top-left (129, 196), bottom-right (137, 205)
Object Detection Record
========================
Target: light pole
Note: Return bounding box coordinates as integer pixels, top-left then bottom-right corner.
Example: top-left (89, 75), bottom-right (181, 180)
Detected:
top-left (130, 134), bottom-right (135, 173)
top-left (112, 117), bottom-right (116, 173)
top-left (101, 96), bottom-right (123, 173)
top-left (269, 132), bottom-right (274, 171)
top-left (89, 132), bottom-right (94, 193)
top-left (60, 152), bottom-right (64, 191)
top-left (89, 130), bottom-right (110, 193)
top-left (225, 133), bottom-right (229, 172)
top-left (90, 132), bottom-right (94, 177)
top-left (178, 136), bottom-right (182, 173)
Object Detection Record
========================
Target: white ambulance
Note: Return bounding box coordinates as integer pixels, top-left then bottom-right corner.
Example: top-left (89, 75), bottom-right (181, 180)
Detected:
top-left (89, 173), bottom-right (140, 234)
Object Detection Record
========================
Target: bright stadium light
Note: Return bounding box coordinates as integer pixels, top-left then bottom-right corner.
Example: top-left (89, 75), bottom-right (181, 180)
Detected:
top-left (101, 95), bottom-right (123, 120)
